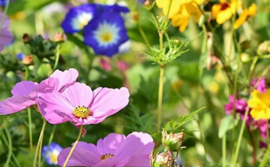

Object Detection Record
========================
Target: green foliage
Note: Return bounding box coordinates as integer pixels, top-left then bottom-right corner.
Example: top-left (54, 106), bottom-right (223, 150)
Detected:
top-left (164, 107), bottom-right (205, 133)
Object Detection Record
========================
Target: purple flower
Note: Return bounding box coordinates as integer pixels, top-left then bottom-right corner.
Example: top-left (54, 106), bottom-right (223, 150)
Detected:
top-left (42, 142), bottom-right (63, 165)
top-left (254, 119), bottom-right (270, 139)
top-left (0, 11), bottom-right (13, 51)
top-left (57, 132), bottom-right (154, 167)
top-left (0, 68), bottom-right (78, 115)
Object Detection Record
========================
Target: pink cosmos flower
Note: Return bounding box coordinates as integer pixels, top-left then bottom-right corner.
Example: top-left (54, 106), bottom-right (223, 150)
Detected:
top-left (57, 132), bottom-right (154, 167)
top-left (37, 83), bottom-right (129, 125)
top-left (0, 11), bottom-right (13, 51)
top-left (0, 68), bottom-right (78, 115)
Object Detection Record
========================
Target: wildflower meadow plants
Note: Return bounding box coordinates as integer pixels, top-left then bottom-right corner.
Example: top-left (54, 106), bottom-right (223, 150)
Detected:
top-left (1, 0), bottom-right (270, 167)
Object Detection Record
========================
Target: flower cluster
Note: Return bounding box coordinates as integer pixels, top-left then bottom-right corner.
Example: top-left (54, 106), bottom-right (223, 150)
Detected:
top-left (224, 77), bottom-right (270, 146)
top-left (61, 4), bottom-right (129, 57)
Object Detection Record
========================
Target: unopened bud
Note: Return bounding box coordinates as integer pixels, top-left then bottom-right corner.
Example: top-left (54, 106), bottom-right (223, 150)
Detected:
top-left (198, 15), bottom-right (206, 27)
top-left (172, 38), bottom-right (181, 46)
top-left (144, 0), bottom-right (154, 10)
top-left (257, 41), bottom-right (270, 55)
top-left (53, 33), bottom-right (65, 43)
top-left (240, 53), bottom-right (251, 63)
top-left (162, 130), bottom-right (184, 151)
top-left (22, 33), bottom-right (31, 43)
top-left (22, 55), bottom-right (33, 65)
top-left (152, 152), bottom-right (173, 167)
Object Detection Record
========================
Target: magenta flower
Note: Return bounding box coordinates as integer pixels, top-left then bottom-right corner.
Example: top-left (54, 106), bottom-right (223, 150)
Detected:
top-left (0, 11), bottom-right (13, 51)
top-left (57, 132), bottom-right (154, 167)
top-left (251, 77), bottom-right (266, 93)
top-left (37, 83), bottom-right (129, 125)
top-left (224, 95), bottom-right (252, 124)
top-left (0, 68), bottom-right (78, 115)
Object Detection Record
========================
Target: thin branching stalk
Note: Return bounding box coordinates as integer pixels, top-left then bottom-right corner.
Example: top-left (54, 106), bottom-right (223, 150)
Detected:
top-left (53, 44), bottom-right (61, 70)
top-left (25, 66), bottom-right (33, 150)
top-left (42, 125), bottom-right (56, 165)
top-left (27, 108), bottom-right (33, 150)
top-left (63, 126), bottom-right (83, 167)
top-left (33, 119), bottom-right (46, 167)
top-left (157, 65), bottom-right (165, 132)
top-left (38, 119), bottom-right (47, 167)
top-left (222, 134), bottom-right (226, 167)
top-left (231, 107), bottom-right (250, 166)
top-left (138, 24), bottom-right (150, 48)
top-left (4, 127), bottom-right (12, 167)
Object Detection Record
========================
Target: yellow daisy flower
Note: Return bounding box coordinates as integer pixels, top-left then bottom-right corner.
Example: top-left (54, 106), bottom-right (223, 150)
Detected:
top-left (248, 89), bottom-right (270, 120)
top-left (156, 0), bottom-right (204, 32)
top-left (212, 0), bottom-right (242, 24)
top-left (233, 3), bottom-right (257, 29)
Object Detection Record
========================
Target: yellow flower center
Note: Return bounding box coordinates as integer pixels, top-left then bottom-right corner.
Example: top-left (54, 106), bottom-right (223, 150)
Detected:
top-left (49, 153), bottom-right (58, 164)
top-left (101, 32), bottom-right (113, 42)
top-left (73, 106), bottom-right (91, 118)
top-left (100, 153), bottom-right (114, 160)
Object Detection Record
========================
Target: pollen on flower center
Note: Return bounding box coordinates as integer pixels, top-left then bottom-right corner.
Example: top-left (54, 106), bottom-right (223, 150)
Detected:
top-left (100, 153), bottom-right (114, 160)
top-left (101, 32), bottom-right (113, 42)
top-left (73, 106), bottom-right (91, 118)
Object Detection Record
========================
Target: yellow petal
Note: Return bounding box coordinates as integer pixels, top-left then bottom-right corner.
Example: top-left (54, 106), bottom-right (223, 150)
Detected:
top-left (248, 3), bottom-right (257, 17)
top-left (233, 9), bottom-right (249, 29)
top-left (212, 4), bottom-right (221, 19)
top-left (216, 8), bottom-right (232, 24)
top-left (185, 2), bottom-right (202, 22)
top-left (156, 0), bottom-right (182, 18)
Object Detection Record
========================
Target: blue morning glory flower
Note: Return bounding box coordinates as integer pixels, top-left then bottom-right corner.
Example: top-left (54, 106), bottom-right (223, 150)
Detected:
top-left (83, 11), bottom-right (129, 57)
top-left (94, 4), bottom-right (129, 14)
top-left (42, 142), bottom-right (63, 165)
top-left (61, 4), bottom-right (98, 34)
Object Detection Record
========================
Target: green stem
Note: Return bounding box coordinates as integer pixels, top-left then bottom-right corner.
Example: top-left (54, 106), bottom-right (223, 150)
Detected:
top-left (231, 107), bottom-right (249, 166)
top-left (222, 134), bottom-right (226, 167)
top-left (138, 24), bottom-right (150, 48)
top-left (24, 66), bottom-right (33, 151)
top-left (27, 108), bottom-right (33, 150)
top-left (33, 118), bottom-right (46, 167)
top-left (1, 130), bottom-right (21, 167)
top-left (63, 126), bottom-right (83, 167)
top-left (0, 0), bottom-right (10, 35)
top-left (3, 127), bottom-right (12, 167)
top-left (38, 120), bottom-right (46, 167)
top-left (53, 44), bottom-right (60, 70)
top-left (259, 146), bottom-right (270, 167)
top-left (41, 125), bottom-right (56, 165)
top-left (157, 66), bottom-right (165, 132)
top-left (249, 56), bottom-right (258, 81)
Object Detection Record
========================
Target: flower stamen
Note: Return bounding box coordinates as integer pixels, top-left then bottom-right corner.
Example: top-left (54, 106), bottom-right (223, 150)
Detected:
top-left (73, 106), bottom-right (91, 118)
top-left (100, 153), bottom-right (114, 160)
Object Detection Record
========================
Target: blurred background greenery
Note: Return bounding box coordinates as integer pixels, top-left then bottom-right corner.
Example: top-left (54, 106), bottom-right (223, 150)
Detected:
top-left (1, 0), bottom-right (270, 166)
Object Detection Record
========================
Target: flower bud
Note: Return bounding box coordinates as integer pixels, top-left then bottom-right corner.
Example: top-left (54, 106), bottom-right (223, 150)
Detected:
top-left (162, 130), bottom-right (184, 151)
top-left (144, 0), bottom-right (154, 10)
top-left (198, 15), bottom-right (206, 27)
top-left (257, 41), bottom-right (270, 55)
top-left (22, 33), bottom-right (32, 43)
top-left (240, 53), bottom-right (251, 63)
top-left (152, 152), bottom-right (173, 167)
top-left (22, 55), bottom-right (33, 65)
top-left (53, 33), bottom-right (66, 43)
